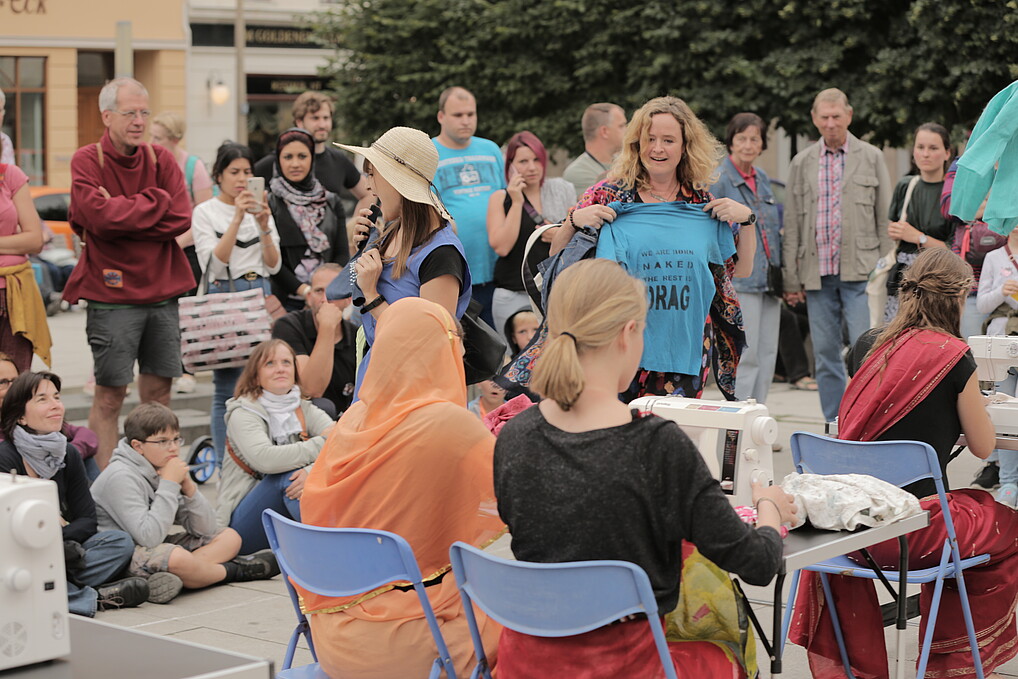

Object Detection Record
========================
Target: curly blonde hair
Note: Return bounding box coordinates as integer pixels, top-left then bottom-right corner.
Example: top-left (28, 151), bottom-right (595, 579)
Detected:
top-left (609, 96), bottom-right (724, 192)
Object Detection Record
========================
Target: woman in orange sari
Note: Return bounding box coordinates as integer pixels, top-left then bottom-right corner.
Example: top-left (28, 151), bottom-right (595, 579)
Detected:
top-left (299, 296), bottom-right (505, 678)
top-left (790, 248), bottom-right (1018, 679)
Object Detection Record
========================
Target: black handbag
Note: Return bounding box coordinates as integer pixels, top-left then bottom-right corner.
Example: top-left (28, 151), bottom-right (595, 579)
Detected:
top-left (462, 299), bottom-right (507, 385)
top-left (759, 227), bottom-right (783, 297)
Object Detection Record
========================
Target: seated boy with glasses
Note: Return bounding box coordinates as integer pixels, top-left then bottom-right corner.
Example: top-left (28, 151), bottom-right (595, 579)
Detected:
top-left (90, 403), bottom-right (279, 603)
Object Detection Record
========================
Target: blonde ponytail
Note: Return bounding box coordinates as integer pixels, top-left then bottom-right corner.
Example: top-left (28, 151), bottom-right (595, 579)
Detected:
top-left (531, 259), bottom-right (647, 410)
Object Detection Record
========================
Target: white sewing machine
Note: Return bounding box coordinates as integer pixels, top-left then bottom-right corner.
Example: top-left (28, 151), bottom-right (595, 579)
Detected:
top-left (968, 335), bottom-right (1018, 437)
top-left (629, 396), bottom-right (777, 506)
top-left (0, 471), bottom-right (70, 671)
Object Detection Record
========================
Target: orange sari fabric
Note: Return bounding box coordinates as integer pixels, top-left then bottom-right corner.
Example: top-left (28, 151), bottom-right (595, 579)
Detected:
top-left (300, 297), bottom-right (505, 677)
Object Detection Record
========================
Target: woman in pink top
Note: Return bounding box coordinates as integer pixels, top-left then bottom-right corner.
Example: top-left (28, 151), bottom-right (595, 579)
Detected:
top-left (0, 162), bottom-right (46, 371)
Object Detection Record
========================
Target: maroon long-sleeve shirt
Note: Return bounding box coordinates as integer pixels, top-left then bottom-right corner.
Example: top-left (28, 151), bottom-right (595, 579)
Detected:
top-left (64, 131), bottom-right (194, 305)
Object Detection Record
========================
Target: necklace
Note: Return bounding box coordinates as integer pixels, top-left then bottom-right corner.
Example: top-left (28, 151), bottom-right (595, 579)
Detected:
top-left (648, 184), bottom-right (679, 202)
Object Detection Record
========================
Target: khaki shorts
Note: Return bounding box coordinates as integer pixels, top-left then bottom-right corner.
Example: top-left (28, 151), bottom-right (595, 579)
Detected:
top-left (129, 531), bottom-right (219, 577)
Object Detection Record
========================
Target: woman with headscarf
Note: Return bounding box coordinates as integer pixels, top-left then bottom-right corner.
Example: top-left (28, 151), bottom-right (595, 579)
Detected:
top-left (300, 297), bottom-right (505, 677)
top-left (337, 126), bottom-right (472, 397)
top-left (268, 128), bottom-right (349, 312)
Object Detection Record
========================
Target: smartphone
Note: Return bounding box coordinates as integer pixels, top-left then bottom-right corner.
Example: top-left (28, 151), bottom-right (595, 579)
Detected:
top-left (246, 177), bottom-right (264, 214)
top-left (362, 204), bottom-right (384, 254)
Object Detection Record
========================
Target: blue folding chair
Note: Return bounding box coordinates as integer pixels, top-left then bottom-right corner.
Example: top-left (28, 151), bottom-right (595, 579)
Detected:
top-left (261, 509), bottom-right (458, 679)
top-left (783, 432), bottom-right (989, 679)
top-left (448, 541), bottom-right (678, 679)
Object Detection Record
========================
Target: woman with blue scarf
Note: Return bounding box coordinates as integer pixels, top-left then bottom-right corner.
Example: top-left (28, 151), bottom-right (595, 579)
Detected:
top-left (0, 372), bottom-right (155, 614)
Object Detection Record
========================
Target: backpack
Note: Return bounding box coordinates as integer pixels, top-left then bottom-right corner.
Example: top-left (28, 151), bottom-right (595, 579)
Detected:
top-left (495, 225), bottom-right (598, 392)
top-left (959, 219), bottom-right (1006, 269)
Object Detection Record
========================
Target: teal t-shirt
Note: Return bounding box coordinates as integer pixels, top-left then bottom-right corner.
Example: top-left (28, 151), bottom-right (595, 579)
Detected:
top-left (595, 201), bottom-right (736, 375)
top-left (432, 137), bottom-right (505, 285)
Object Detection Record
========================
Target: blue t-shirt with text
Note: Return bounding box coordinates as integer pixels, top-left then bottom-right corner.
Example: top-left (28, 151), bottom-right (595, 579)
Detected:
top-left (432, 137), bottom-right (505, 285)
top-left (595, 201), bottom-right (736, 375)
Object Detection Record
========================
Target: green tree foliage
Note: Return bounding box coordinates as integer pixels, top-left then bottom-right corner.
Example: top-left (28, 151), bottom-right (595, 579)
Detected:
top-left (306, 0), bottom-right (1018, 153)
top-left (863, 0), bottom-right (1018, 146)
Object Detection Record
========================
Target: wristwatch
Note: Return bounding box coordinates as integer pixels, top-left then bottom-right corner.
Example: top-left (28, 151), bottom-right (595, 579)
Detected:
top-left (739, 213), bottom-right (757, 226)
top-left (918, 233), bottom-right (929, 247)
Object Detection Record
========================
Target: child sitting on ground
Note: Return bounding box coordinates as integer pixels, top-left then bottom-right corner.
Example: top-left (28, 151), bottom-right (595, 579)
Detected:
top-left (91, 403), bottom-right (279, 603)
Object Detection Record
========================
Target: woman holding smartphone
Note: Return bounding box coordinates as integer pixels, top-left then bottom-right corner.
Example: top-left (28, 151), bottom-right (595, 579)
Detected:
top-left (486, 131), bottom-right (576, 334)
top-left (268, 128), bottom-right (349, 312)
top-left (341, 126), bottom-right (471, 398)
top-left (192, 142), bottom-right (282, 467)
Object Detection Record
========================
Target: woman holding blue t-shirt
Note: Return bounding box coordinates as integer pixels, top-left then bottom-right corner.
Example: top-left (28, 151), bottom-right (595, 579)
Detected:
top-left (343, 127), bottom-right (471, 397)
top-left (550, 96), bottom-right (756, 401)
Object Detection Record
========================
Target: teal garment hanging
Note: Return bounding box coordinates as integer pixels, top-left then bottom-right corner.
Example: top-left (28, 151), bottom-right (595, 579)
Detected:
top-left (950, 79), bottom-right (1018, 235)
top-left (595, 201), bottom-right (735, 375)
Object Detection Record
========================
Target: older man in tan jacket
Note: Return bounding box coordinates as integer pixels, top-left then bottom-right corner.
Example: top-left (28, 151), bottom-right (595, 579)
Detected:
top-left (782, 88), bottom-right (891, 422)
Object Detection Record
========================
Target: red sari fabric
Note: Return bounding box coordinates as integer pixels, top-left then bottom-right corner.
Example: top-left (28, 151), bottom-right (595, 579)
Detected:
top-left (496, 621), bottom-right (744, 679)
top-left (790, 328), bottom-right (1018, 678)
top-left (790, 490), bottom-right (1018, 678)
top-left (837, 328), bottom-right (969, 441)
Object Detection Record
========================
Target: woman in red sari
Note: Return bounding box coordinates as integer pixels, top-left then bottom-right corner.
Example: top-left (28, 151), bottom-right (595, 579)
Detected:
top-left (789, 248), bottom-right (1018, 679)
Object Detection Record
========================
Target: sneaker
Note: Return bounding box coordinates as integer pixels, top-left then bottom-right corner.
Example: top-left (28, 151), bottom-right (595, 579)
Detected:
top-left (973, 461), bottom-right (1000, 489)
top-left (174, 374), bottom-right (197, 394)
top-left (97, 577), bottom-right (149, 611)
top-left (146, 572), bottom-right (184, 604)
top-left (998, 483), bottom-right (1018, 508)
top-left (231, 549), bottom-right (280, 582)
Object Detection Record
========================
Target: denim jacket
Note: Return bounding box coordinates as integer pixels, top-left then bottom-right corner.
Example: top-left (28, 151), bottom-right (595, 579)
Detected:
top-left (710, 156), bottom-right (782, 293)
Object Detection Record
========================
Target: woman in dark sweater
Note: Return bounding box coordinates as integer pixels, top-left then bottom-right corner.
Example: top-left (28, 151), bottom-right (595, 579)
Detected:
top-left (493, 258), bottom-right (795, 678)
top-left (0, 371), bottom-right (150, 615)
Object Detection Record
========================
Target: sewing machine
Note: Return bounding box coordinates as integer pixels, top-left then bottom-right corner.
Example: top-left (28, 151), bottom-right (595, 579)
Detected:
top-left (968, 335), bottom-right (1018, 437)
top-left (629, 396), bottom-right (777, 506)
top-left (0, 471), bottom-right (70, 671)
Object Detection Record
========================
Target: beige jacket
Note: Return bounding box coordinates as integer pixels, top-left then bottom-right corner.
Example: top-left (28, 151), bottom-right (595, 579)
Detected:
top-left (216, 396), bottom-right (332, 528)
top-left (782, 133), bottom-right (892, 291)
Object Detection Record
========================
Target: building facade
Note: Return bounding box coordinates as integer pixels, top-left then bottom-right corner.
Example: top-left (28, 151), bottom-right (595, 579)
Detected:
top-left (186, 0), bottom-right (335, 164)
top-left (1, 0), bottom-right (188, 185)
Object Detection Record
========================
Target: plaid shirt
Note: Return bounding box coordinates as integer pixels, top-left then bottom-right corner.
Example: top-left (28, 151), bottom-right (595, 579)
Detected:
top-left (816, 140), bottom-right (848, 276)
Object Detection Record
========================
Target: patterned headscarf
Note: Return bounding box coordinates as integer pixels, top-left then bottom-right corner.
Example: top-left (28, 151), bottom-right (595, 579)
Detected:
top-left (270, 128), bottom-right (330, 254)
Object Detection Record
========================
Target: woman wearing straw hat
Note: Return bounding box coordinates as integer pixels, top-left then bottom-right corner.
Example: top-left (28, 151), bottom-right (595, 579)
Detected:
top-left (337, 126), bottom-right (472, 396)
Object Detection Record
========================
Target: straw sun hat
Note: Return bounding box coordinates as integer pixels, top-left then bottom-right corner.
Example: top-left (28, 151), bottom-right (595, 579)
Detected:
top-left (335, 126), bottom-right (451, 221)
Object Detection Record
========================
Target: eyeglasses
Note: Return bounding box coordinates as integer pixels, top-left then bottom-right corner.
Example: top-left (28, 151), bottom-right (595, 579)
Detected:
top-left (0, 378), bottom-right (14, 388)
top-left (142, 436), bottom-right (184, 449)
top-left (113, 109), bottom-right (152, 120)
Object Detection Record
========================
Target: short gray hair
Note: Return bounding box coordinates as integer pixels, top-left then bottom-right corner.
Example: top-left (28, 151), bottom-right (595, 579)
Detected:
top-left (812, 88), bottom-right (852, 114)
top-left (98, 77), bottom-right (149, 113)
top-left (581, 102), bottom-right (623, 142)
top-left (0, 88), bottom-right (5, 106)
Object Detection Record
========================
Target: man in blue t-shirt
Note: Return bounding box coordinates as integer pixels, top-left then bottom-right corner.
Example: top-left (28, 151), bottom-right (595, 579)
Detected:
top-left (432, 86), bottom-right (505, 325)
